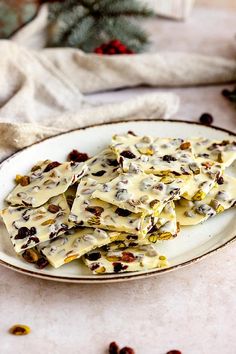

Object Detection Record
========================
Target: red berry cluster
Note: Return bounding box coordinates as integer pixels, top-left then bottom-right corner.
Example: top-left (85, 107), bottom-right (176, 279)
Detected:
top-left (94, 40), bottom-right (134, 55)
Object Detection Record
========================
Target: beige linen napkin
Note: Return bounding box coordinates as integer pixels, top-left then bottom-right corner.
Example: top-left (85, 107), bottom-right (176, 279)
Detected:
top-left (1, 5), bottom-right (236, 161)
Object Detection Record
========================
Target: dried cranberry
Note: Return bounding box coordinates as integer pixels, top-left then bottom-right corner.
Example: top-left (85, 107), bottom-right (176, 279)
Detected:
top-left (121, 252), bottom-right (135, 263)
top-left (217, 176), bottom-right (224, 185)
top-left (29, 236), bottom-right (40, 244)
top-left (68, 150), bottom-right (89, 162)
top-left (163, 155), bottom-right (177, 163)
top-left (15, 227), bottom-right (30, 240)
top-left (36, 257), bottom-right (49, 269)
top-left (166, 350), bottom-right (182, 354)
top-left (44, 161), bottom-right (61, 172)
top-left (199, 113), bottom-right (213, 125)
top-left (91, 263), bottom-right (100, 271)
top-left (113, 262), bottom-right (128, 273)
top-left (85, 206), bottom-right (104, 216)
top-left (120, 150), bottom-right (136, 159)
top-left (85, 252), bottom-right (101, 261)
top-left (120, 347), bottom-right (135, 354)
top-left (92, 170), bottom-right (106, 177)
top-left (30, 227), bottom-right (37, 235)
top-left (107, 159), bottom-right (119, 167)
top-left (115, 208), bottom-right (132, 217)
top-left (109, 341), bottom-right (119, 354)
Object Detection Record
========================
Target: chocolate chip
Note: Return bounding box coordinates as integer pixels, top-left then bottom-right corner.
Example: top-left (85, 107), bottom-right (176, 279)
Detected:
top-left (120, 150), bottom-right (136, 159)
top-left (166, 351), bottom-right (182, 354)
top-left (85, 252), bottom-right (101, 261)
top-left (48, 204), bottom-right (60, 213)
top-left (92, 170), bottom-right (106, 177)
top-left (67, 150), bottom-right (89, 162)
top-left (115, 208), bottom-right (132, 217)
top-left (163, 155), bottom-right (177, 163)
top-left (109, 341), bottom-right (120, 354)
top-left (44, 161), bottom-right (61, 172)
top-left (85, 206), bottom-right (104, 216)
top-left (199, 113), bottom-right (213, 125)
top-left (15, 227), bottom-right (31, 240)
top-left (36, 257), bottom-right (49, 269)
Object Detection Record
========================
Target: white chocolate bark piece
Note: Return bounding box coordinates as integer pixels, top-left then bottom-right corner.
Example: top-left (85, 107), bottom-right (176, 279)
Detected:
top-left (147, 201), bottom-right (178, 241)
top-left (191, 138), bottom-right (236, 167)
top-left (70, 178), bottom-right (155, 237)
top-left (92, 172), bottom-right (190, 214)
top-left (182, 158), bottom-right (223, 201)
top-left (111, 133), bottom-right (200, 175)
top-left (175, 174), bottom-right (236, 226)
top-left (85, 148), bottom-right (119, 183)
top-left (83, 243), bottom-right (169, 274)
top-left (38, 228), bottom-right (123, 268)
top-left (1, 194), bottom-right (73, 253)
top-left (6, 161), bottom-right (88, 207)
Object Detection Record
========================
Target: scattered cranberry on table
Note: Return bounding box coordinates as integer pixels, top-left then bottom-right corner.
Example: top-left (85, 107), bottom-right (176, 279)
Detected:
top-left (199, 113), bottom-right (214, 125)
top-left (109, 341), bottom-right (119, 354)
top-left (166, 350), bottom-right (182, 354)
top-left (108, 342), bottom-right (135, 354)
top-left (120, 347), bottom-right (135, 354)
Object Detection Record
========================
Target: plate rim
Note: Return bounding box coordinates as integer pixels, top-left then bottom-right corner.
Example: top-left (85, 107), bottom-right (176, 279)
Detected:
top-left (0, 118), bottom-right (235, 283)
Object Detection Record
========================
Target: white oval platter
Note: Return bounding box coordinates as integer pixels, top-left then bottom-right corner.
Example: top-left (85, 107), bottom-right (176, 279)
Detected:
top-left (0, 119), bottom-right (235, 283)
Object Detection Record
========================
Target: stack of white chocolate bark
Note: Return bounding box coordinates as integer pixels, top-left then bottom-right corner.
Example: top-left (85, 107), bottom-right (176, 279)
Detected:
top-left (1, 133), bottom-right (236, 274)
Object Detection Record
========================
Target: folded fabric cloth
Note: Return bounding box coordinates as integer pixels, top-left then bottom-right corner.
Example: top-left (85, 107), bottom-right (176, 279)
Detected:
top-left (0, 5), bottom-right (235, 162)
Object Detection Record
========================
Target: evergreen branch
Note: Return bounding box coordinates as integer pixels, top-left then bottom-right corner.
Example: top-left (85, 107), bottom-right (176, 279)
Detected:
top-left (97, 0), bottom-right (154, 17)
top-left (67, 16), bottom-right (96, 47)
top-left (47, 0), bottom-right (153, 52)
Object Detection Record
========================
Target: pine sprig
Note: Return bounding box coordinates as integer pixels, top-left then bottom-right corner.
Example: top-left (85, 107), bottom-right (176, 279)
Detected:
top-left (47, 0), bottom-right (154, 52)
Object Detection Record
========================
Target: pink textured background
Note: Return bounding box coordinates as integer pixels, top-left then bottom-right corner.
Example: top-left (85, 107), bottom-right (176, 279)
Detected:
top-left (0, 4), bottom-right (235, 354)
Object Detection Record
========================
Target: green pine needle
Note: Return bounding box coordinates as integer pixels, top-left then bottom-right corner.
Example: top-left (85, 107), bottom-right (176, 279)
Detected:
top-left (47, 0), bottom-right (154, 52)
